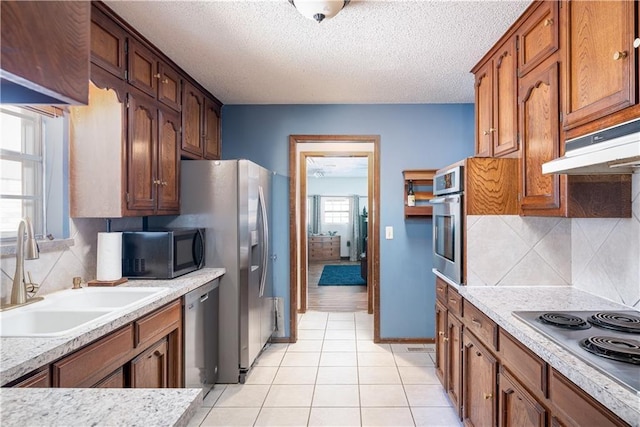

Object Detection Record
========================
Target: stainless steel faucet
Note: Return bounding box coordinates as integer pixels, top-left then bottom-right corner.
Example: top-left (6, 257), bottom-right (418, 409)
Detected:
top-left (10, 217), bottom-right (40, 305)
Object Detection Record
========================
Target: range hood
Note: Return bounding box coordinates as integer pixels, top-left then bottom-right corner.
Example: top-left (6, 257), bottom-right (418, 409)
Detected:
top-left (542, 118), bottom-right (640, 175)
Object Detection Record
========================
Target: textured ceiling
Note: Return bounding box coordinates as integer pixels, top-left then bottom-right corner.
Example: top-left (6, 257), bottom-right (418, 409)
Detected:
top-left (105, 0), bottom-right (531, 105)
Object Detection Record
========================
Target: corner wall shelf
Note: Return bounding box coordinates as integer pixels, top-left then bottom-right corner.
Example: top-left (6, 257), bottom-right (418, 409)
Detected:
top-left (403, 169), bottom-right (437, 217)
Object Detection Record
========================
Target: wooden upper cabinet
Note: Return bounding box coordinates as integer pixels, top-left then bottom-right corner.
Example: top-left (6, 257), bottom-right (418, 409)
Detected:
top-left (157, 108), bottom-right (181, 213)
top-left (128, 39), bottom-right (158, 99)
top-left (158, 62), bottom-right (182, 112)
top-left (127, 90), bottom-right (158, 212)
top-left (519, 60), bottom-right (561, 215)
top-left (90, 5), bottom-right (127, 80)
top-left (475, 61), bottom-right (494, 157)
top-left (0, 1), bottom-right (90, 104)
top-left (493, 38), bottom-right (518, 157)
top-left (182, 81), bottom-right (205, 157)
top-left (204, 97), bottom-right (222, 159)
top-left (563, 0), bottom-right (637, 130)
top-left (473, 37), bottom-right (518, 158)
top-left (516, 1), bottom-right (559, 77)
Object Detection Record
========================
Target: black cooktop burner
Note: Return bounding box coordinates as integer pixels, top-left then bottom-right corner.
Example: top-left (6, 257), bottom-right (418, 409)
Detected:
top-left (580, 336), bottom-right (640, 365)
top-left (539, 312), bottom-right (591, 330)
top-left (588, 312), bottom-right (640, 334)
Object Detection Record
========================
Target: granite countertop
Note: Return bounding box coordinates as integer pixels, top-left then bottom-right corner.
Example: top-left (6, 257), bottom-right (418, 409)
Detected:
top-left (434, 270), bottom-right (640, 427)
top-left (1, 268), bottom-right (224, 386)
top-left (0, 388), bottom-right (202, 427)
top-left (0, 268), bottom-right (224, 426)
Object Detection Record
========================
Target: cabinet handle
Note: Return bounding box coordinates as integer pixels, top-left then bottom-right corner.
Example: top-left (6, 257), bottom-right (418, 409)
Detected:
top-left (449, 298), bottom-right (457, 304)
top-left (161, 78), bottom-right (169, 84)
top-left (154, 73), bottom-right (161, 79)
top-left (443, 337), bottom-right (449, 342)
top-left (483, 393), bottom-right (493, 400)
top-left (471, 318), bottom-right (482, 327)
top-left (634, 38), bottom-right (640, 49)
top-left (613, 51), bottom-right (628, 60)
top-left (161, 181), bottom-right (168, 186)
top-left (438, 331), bottom-right (445, 336)
top-left (476, 351), bottom-right (481, 357)
top-left (489, 128), bottom-right (496, 133)
top-left (483, 130), bottom-right (490, 136)
top-left (543, 18), bottom-right (553, 27)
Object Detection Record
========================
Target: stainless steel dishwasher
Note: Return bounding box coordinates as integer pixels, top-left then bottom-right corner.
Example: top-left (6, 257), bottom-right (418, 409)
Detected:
top-left (184, 278), bottom-right (219, 393)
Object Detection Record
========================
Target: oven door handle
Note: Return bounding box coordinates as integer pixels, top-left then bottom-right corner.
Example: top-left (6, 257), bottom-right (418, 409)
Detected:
top-left (430, 195), bottom-right (460, 204)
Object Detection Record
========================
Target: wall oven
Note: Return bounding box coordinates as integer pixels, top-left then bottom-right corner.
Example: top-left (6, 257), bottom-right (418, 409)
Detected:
top-left (430, 165), bottom-right (463, 284)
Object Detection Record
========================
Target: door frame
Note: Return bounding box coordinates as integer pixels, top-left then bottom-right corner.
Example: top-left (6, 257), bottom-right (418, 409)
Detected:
top-left (289, 134), bottom-right (381, 343)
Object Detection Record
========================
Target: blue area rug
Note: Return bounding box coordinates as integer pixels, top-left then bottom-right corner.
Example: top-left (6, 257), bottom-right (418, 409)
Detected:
top-left (318, 265), bottom-right (366, 286)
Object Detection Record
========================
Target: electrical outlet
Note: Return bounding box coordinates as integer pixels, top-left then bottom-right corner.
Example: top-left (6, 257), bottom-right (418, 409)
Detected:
top-left (385, 226), bottom-right (393, 240)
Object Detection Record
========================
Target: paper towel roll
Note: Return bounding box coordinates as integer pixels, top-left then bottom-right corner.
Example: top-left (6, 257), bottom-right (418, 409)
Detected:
top-left (96, 232), bottom-right (122, 281)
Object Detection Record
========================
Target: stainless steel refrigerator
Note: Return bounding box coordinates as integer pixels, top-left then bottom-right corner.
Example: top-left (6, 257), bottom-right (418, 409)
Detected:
top-left (158, 159), bottom-right (275, 383)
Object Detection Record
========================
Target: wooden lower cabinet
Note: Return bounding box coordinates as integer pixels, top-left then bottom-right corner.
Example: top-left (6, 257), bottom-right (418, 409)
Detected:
top-left (499, 367), bottom-right (546, 427)
top-left (435, 299), bottom-right (447, 385)
top-left (93, 367), bottom-right (125, 388)
top-left (446, 312), bottom-right (463, 417)
top-left (130, 338), bottom-right (168, 388)
top-left (12, 300), bottom-right (182, 390)
top-left (462, 329), bottom-right (498, 427)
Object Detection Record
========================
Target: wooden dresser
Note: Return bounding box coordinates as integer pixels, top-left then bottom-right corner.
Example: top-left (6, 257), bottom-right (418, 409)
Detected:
top-left (308, 235), bottom-right (341, 261)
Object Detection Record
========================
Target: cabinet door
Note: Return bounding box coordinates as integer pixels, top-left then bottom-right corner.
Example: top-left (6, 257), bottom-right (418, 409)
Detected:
top-left (446, 312), bottom-right (462, 418)
top-left (127, 91), bottom-right (157, 212)
top-left (0, 1), bottom-right (90, 104)
top-left (516, 1), bottom-right (559, 77)
top-left (156, 108), bottom-right (181, 213)
top-left (93, 367), bottom-right (125, 388)
top-left (90, 6), bottom-right (127, 79)
top-left (435, 299), bottom-right (447, 386)
top-left (475, 61), bottom-right (494, 157)
top-left (518, 60), bottom-right (561, 215)
top-left (462, 330), bottom-right (497, 427)
top-left (563, 0), bottom-right (636, 129)
top-left (182, 81), bottom-right (204, 157)
top-left (493, 38), bottom-right (518, 157)
top-left (128, 39), bottom-right (158, 98)
top-left (131, 338), bottom-right (169, 388)
top-left (158, 62), bottom-right (181, 112)
top-left (498, 368), bottom-right (546, 427)
top-left (204, 97), bottom-right (221, 160)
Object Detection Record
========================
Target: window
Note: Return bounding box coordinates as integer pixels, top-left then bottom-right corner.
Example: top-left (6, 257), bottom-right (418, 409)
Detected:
top-left (323, 197), bottom-right (349, 224)
top-left (0, 107), bottom-right (44, 239)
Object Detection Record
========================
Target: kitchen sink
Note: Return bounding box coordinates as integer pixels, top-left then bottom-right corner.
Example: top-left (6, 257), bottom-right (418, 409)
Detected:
top-left (0, 309), bottom-right (111, 337)
top-left (0, 286), bottom-right (170, 338)
top-left (45, 287), bottom-right (169, 309)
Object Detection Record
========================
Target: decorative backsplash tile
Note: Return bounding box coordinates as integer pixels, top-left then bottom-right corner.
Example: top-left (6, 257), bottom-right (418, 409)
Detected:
top-left (1, 218), bottom-right (141, 304)
top-left (468, 172), bottom-right (640, 310)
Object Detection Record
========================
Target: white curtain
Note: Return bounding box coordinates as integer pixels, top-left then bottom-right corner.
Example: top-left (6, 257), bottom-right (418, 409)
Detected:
top-left (349, 195), bottom-right (360, 261)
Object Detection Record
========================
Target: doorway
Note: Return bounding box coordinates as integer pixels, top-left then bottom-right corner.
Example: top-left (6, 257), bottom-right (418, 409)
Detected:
top-left (306, 157), bottom-right (369, 312)
top-left (289, 135), bottom-right (380, 343)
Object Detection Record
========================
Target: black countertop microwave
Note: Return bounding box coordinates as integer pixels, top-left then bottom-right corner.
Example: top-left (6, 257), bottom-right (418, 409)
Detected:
top-left (122, 229), bottom-right (205, 279)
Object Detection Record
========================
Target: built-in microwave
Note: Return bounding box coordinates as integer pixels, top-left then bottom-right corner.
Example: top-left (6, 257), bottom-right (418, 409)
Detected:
top-left (430, 166), bottom-right (463, 285)
top-left (122, 229), bottom-right (205, 279)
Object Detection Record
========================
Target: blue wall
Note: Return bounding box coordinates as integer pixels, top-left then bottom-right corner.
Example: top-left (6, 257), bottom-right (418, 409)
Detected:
top-left (222, 104), bottom-right (474, 339)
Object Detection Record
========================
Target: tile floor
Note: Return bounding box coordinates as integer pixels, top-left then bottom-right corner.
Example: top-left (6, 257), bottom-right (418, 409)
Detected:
top-left (188, 311), bottom-right (461, 427)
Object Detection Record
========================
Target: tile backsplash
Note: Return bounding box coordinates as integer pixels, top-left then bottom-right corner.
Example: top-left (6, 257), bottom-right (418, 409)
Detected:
top-left (0, 218), bottom-right (141, 304)
top-left (467, 171), bottom-right (640, 309)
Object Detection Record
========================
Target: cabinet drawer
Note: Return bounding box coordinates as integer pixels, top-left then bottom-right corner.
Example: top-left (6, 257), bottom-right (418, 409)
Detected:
top-left (462, 300), bottom-right (497, 351)
top-left (447, 289), bottom-right (462, 318)
top-left (93, 367), bottom-right (125, 388)
top-left (135, 299), bottom-right (181, 349)
top-left (549, 369), bottom-right (627, 427)
top-left (53, 325), bottom-right (134, 388)
top-left (499, 329), bottom-right (546, 397)
top-left (435, 278), bottom-right (447, 303)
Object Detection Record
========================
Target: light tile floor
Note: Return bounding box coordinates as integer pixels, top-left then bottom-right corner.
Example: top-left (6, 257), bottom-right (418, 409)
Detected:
top-left (188, 311), bottom-right (461, 427)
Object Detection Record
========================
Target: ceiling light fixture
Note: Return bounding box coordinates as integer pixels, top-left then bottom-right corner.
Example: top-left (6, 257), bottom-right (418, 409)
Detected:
top-left (288, 0), bottom-right (350, 23)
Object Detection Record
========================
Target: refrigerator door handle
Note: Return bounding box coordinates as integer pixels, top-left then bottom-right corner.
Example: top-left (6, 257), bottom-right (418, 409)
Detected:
top-left (258, 185), bottom-right (269, 298)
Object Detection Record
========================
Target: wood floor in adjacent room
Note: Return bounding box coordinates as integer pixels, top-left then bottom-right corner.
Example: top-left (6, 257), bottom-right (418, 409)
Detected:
top-left (307, 260), bottom-right (368, 312)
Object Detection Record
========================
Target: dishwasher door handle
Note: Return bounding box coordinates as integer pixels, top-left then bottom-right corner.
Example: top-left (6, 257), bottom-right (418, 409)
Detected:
top-left (200, 293), bottom-right (209, 303)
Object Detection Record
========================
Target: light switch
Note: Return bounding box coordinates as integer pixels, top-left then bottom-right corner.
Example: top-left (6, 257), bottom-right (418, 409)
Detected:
top-left (385, 226), bottom-right (393, 240)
